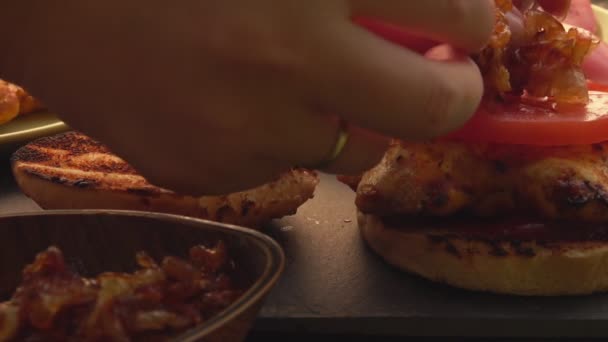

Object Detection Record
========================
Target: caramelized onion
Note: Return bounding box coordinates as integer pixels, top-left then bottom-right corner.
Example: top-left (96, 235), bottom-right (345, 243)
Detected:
top-left (0, 245), bottom-right (243, 341)
top-left (475, 0), bottom-right (598, 107)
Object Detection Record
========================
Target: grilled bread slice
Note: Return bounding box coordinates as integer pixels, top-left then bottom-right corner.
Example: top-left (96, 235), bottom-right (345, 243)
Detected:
top-left (12, 131), bottom-right (318, 227)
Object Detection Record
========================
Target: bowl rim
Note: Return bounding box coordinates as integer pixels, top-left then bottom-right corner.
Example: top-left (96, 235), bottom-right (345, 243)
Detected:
top-left (0, 209), bottom-right (286, 341)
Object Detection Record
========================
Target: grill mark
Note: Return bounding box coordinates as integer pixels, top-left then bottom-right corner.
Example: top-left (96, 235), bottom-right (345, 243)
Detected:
top-left (510, 240), bottom-right (537, 257)
top-left (73, 179), bottom-right (93, 188)
top-left (215, 205), bottom-right (235, 222)
top-left (444, 243), bottom-right (461, 258)
top-left (484, 240), bottom-right (509, 257)
top-left (13, 131), bottom-right (161, 194)
top-left (554, 177), bottom-right (608, 208)
top-left (431, 234), bottom-right (512, 257)
top-left (10, 146), bottom-right (51, 164)
top-left (22, 166), bottom-right (152, 191)
top-left (426, 181), bottom-right (450, 209)
top-left (13, 132), bottom-right (139, 174)
top-left (426, 235), bottom-right (461, 258)
top-left (555, 175), bottom-right (594, 208)
top-left (50, 176), bottom-right (67, 185)
top-left (421, 230), bottom-right (605, 258)
top-left (25, 131), bottom-right (109, 156)
top-left (88, 162), bottom-right (137, 175)
top-left (241, 200), bottom-right (255, 216)
top-left (584, 181), bottom-right (608, 207)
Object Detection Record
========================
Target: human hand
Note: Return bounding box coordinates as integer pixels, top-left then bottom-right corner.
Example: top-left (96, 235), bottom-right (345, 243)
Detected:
top-left (0, 0), bottom-right (495, 195)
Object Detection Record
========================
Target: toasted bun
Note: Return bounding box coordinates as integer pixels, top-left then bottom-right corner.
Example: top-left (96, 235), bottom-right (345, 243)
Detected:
top-left (11, 132), bottom-right (318, 227)
top-left (359, 212), bottom-right (608, 296)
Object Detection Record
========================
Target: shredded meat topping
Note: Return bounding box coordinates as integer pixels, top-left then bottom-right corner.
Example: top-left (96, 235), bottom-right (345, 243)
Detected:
top-left (0, 244), bottom-right (243, 341)
top-left (476, 0), bottom-right (598, 106)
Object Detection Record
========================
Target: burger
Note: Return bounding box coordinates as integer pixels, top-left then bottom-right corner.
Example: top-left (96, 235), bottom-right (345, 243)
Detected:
top-left (343, 0), bottom-right (608, 295)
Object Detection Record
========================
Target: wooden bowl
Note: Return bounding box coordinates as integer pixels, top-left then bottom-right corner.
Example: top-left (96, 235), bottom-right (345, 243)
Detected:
top-left (0, 210), bottom-right (285, 341)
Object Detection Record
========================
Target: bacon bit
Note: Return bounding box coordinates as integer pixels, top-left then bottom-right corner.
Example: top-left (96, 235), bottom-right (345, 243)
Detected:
top-left (0, 245), bottom-right (243, 341)
top-left (476, 0), bottom-right (599, 107)
top-left (189, 242), bottom-right (228, 274)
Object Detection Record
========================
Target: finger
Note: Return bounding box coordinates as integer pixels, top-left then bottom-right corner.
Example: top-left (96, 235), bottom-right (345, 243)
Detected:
top-left (307, 24), bottom-right (483, 142)
top-left (354, 18), bottom-right (439, 54)
top-left (125, 134), bottom-right (290, 196)
top-left (348, 0), bottom-right (495, 52)
top-left (252, 109), bottom-right (389, 176)
top-left (505, 7), bottom-right (526, 46)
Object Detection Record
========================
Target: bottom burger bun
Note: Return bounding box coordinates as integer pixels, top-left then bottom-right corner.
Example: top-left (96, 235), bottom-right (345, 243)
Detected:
top-left (358, 211), bottom-right (608, 296)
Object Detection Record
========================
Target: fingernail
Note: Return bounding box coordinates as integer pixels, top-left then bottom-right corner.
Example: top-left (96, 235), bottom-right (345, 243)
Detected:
top-left (425, 45), bottom-right (469, 62)
top-left (505, 8), bottom-right (525, 47)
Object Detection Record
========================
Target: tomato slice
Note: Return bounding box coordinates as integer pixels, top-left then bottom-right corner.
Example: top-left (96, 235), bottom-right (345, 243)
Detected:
top-left (447, 84), bottom-right (608, 146)
top-left (356, 18), bottom-right (608, 146)
top-left (590, 81), bottom-right (608, 92)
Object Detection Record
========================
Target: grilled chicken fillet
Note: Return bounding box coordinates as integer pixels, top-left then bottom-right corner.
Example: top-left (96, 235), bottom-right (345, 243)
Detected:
top-left (12, 132), bottom-right (318, 227)
top-left (355, 141), bottom-right (608, 222)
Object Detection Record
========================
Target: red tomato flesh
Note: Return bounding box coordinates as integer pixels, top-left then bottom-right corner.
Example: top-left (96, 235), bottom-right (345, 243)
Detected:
top-left (447, 86), bottom-right (608, 146)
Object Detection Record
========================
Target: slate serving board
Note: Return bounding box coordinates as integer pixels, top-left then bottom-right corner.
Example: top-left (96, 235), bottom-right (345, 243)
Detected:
top-left (257, 174), bottom-right (608, 338)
